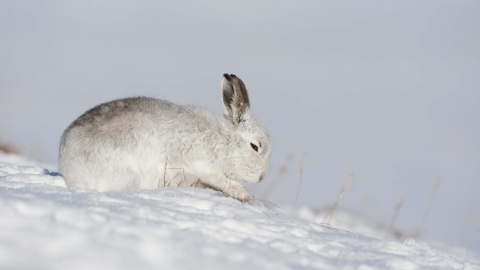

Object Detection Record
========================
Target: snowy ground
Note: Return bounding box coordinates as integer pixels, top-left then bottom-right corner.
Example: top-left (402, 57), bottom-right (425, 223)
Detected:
top-left (1, 155), bottom-right (479, 269)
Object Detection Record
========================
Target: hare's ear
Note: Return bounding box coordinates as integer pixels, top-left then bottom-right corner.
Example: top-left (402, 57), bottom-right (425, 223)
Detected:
top-left (221, 74), bottom-right (250, 125)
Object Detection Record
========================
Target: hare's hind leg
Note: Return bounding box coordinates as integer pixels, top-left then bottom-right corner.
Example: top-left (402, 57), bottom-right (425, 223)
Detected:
top-left (98, 167), bottom-right (141, 191)
top-left (72, 165), bottom-right (141, 192)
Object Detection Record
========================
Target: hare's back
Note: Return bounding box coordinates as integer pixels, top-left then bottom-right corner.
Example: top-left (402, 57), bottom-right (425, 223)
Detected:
top-left (67, 97), bottom-right (182, 130)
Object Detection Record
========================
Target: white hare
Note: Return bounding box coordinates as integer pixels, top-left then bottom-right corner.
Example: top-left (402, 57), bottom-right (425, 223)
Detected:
top-left (58, 74), bottom-right (271, 202)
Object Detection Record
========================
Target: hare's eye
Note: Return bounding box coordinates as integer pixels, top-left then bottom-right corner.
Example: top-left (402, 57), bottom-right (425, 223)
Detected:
top-left (250, 143), bottom-right (258, 152)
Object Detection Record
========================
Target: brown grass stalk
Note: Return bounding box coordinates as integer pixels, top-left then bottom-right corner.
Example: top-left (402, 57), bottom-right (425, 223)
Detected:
top-left (290, 153), bottom-right (305, 216)
top-left (322, 173), bottom-right (354, 224)
top-left (411, 176), bottom-right (441, 239)
top-left (248, 198), bottom-right (282, 209)
top-left (389, 223), bottom-right (402, 243)
top-left (456, 203), bottom-right (476, 261)
top-left (260, 154), bottom-right (293, 200)
top-left (160, 162), bottom-right (167, 188)
top-left (385, 198), bottom-right (405, 240)
top-left (0, 141), bottom-right (17, 154)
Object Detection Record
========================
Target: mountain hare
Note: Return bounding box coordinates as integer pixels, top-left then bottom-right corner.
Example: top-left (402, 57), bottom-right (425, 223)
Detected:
top-left (58, 74), bottom-right (271, 202)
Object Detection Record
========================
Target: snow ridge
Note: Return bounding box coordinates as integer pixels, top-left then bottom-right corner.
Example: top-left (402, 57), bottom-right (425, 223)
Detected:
top-left (0, 162), bottom-right (477, 269)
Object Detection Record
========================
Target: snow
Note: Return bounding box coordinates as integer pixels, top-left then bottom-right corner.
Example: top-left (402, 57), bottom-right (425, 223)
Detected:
top-left (1, 156), bottom-right (479, 269)
top-left (292, 206), bottom-right (480, 266)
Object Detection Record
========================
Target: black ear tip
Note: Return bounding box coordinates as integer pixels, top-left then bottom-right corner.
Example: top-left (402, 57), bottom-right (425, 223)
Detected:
top-left (223, 73), bottom-right (231, 80)
top-left (230, 74), bottom-right (237, 78)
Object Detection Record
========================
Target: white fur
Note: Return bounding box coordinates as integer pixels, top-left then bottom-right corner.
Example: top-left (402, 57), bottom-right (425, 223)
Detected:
top-left (58, 74), bottom-right (271, 202)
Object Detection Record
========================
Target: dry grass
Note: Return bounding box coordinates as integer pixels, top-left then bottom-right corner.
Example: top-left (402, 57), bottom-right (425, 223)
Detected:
top-left (161, 161), bottom-right (168, 188)
top-left (260, 154), bottom-right (294, 200)
top-left (277, 158), bottom-right (477, 264)
top-left (290, 154), bottom-right (305, 216)
top-left (389, 223), bottom-right (402, 243)
top-left (385, 198), bottom-right (405, 241)
top-left (410, 177), bottom-right (441, 239)
top-left (456, 203), bottom-right (476, 261)
top-left (160, 164), bottom-right (187, 187)
top-left (191, 179), bottom-right (202, 187)
top-left (0, 141), bottom-right (17, 154)
top-left (249, 197), bottom-right (282, 209)
top-left (322, 173), bottom-right (354, 224)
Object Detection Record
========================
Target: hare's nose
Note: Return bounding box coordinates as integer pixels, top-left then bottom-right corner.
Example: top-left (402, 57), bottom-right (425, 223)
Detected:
top-left (259, 173), bottom-right (266, 182)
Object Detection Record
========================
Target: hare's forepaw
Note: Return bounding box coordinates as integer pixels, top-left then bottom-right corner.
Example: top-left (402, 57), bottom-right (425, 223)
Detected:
top-left (223, 180), bottom-right (249, 202)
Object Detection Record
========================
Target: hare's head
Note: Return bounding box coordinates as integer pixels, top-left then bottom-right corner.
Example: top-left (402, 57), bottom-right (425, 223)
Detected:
top-left (221, 74), bottom-right (271, 183)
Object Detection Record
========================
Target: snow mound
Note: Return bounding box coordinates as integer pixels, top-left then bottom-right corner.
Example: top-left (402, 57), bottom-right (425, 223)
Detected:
top-left (0, 162), bottom-right (478, 270)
